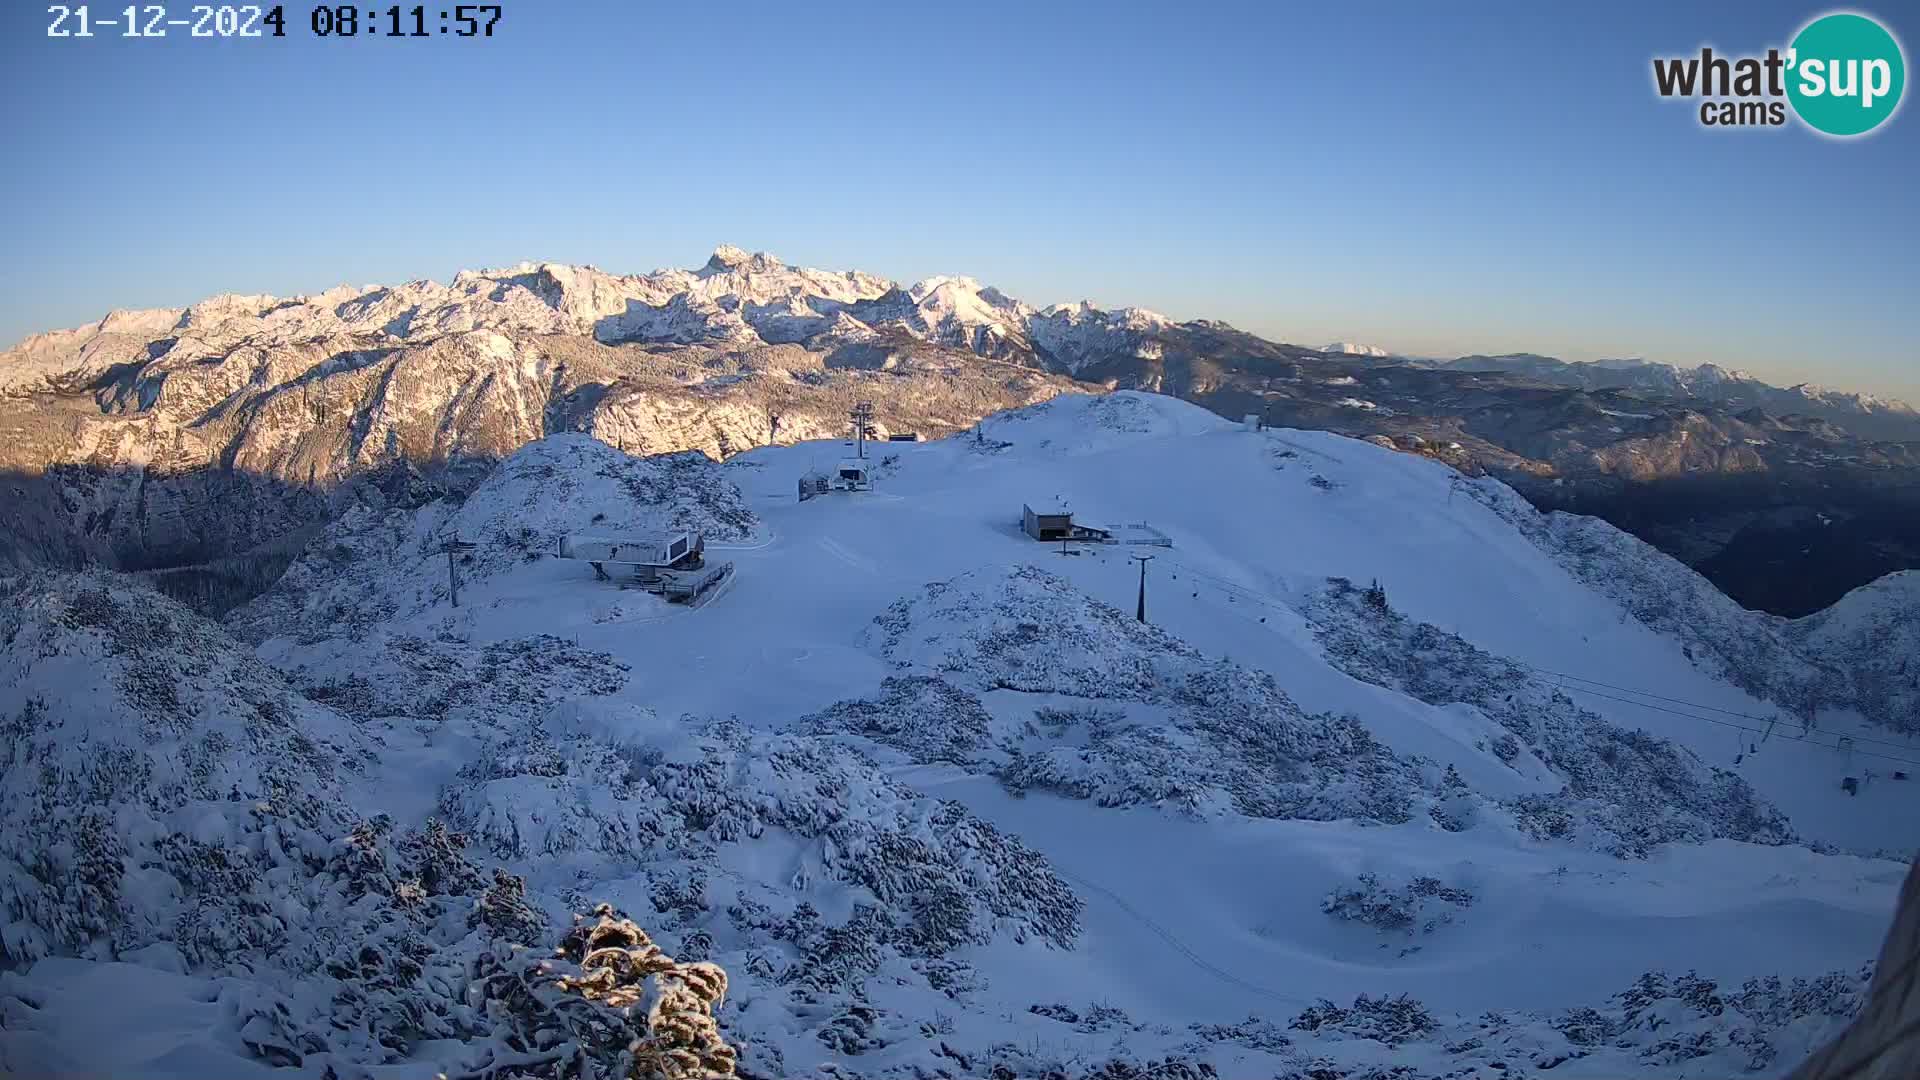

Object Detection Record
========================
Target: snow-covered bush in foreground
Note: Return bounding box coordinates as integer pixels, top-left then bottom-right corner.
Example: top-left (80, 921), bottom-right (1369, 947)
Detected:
top-left (1290, 994), bottom-right (1439, 1046)
top-left (0, 634), bottom-right (741, 1075)
top-left (0, 571), bottom-right (370, 964)
top-left (0, 571), bottom-right (659, 1074)
top-left (443, 709), bottom-right (1083, 959)
top-left (464, 904), bottom-right (736, 1080)
top-left (853, 565), bottom-right (1425, 823)
top-left (1308, 577), bottom-right (1795, 857)
top-left (421, 703), bottom-right (1095, 1075)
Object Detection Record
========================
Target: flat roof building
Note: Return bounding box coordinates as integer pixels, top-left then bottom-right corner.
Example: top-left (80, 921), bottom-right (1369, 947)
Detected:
top-left (1022, 504), bottom-right (1111, 543)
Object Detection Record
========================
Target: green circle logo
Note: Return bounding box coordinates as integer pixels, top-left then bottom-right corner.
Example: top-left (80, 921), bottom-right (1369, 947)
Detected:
top-left (1787, 12), bottom-right (1906, 136)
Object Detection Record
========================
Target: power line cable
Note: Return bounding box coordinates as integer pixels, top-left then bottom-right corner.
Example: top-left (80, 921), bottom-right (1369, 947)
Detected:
top-left (1527, 666), bottom-right (1919, 753)
top-left (1545, 685), bottom-right (1920, 768)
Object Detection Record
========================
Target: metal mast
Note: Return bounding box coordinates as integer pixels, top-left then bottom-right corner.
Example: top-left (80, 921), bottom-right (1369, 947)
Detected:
top-left (1132, 553), bottom-right (1154, 623)
top-left (850, 401), bottom-right (874, 460)
top-left (439, 539), bottom-right (477, 607)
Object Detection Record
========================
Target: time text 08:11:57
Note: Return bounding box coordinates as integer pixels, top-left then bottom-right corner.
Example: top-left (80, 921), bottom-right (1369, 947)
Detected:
top-left (46, 5), bottom-right (503, 38)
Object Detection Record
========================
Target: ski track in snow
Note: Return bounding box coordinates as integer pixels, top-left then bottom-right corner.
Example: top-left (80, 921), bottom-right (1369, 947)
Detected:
top-left (1054, 869), bottom-right (1304, 1006)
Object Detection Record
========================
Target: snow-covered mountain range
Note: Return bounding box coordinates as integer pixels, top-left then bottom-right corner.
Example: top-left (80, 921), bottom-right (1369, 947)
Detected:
top-left (1324, 342), bottom-right (1393, 358)
top-left (2, 391), bottom-right (1914, 1079)
top-left (1406, 354), bottom-right (1920, 439)
top-left (3, 247), bottom-right (1917, 618)
top-left (0, 245), bottom-right (1179, 397)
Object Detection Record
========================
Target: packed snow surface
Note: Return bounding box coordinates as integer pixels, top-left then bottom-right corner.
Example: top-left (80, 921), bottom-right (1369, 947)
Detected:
top-left (3, 390), bottom-right (1914, 1079)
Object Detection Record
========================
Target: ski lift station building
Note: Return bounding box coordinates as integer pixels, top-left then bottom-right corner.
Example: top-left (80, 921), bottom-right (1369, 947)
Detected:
top-left (559, 532), bottom-right (705, 571)
top-left (833, 458), bottom-right (873, 491)
top-left (798, 460), bottom-right (874, 500)
top-left (1022, 503), bottom-right (1112, 542)
top-left (555, 530), bottom-right (731, 603)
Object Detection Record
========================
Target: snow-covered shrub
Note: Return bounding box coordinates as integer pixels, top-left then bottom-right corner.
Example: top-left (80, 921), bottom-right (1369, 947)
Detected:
top-left (1307, 578), bottom-right (1795, 856)
top-left (0, 571), bottom-right (369, 964)
top-left (1322, 872), bottom-right (1474, 935)
top-left (862, 566), bottom-right (1427, 824)
top-left (1427, 764), bottom-right (1478, 832)
top-left (1596, 966), bottom-right (1869, 1072)
top-left (463, 904), bottom-right (736, 1080)
top-left (814, 1002), bottom-right (897, 1055)
top-left (996, 712), bottom-right (1222, 814)
top-left (963, 1044), bottom-right (1221, 1080)
top-left (1183, 1015), bottom-right (1294, 1054)
top-left (797, 675), bottom-right (993, 763)
top-left (1289, 995), bottom-right (1438, 1046)
top-left (241, 814), bottom-right (509, 1064)
top-left (1274, 1062), bottom-right (1429, 1079)
top-left (1249, 961), bottom-right (1872, 1079)
top-left (287, 630), bottom-right (630, 728)
top-left (1028, 1001), bottom-right (1139, 1034)
top-left (445, 709), bottom-right (1082, 959)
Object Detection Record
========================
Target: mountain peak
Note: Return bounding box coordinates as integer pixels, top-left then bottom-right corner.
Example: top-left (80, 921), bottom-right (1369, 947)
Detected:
top-left (908, 274), bottom-right (984, 300)
top-left (703, 244), bottom-right (782, 274)
top-left (1325, 342), bottom-right (1392, 358)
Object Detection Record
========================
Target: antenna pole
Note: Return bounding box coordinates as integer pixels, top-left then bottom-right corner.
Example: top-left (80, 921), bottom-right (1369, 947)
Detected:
top-left (1132, 553), bottom-right (1154, 623)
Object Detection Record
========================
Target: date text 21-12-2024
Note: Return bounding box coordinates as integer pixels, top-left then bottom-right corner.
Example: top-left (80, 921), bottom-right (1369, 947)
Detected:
top-left (46, 5), bottom-right (503, 38)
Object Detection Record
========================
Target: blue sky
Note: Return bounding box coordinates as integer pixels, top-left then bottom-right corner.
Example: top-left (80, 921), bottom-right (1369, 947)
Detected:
top-left (3, 1), bottom-right (1915, 398)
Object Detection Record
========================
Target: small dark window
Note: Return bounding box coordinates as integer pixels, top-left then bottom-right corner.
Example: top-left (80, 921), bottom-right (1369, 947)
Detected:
top-left (670, 538), bottom-right (688, 559)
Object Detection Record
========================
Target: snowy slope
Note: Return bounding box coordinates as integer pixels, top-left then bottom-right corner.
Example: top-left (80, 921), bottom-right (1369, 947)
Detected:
top-left (0, 571), bottom-right (370, 964)
top-left (1790, 571), bottom-right (1920, 737)
top-left (2, 391), bottom-right (1913, 1079)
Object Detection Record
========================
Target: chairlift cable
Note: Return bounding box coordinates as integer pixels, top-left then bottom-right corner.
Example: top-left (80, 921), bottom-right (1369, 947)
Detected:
top-left (1140, 554), bottom-right (1920, 768)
